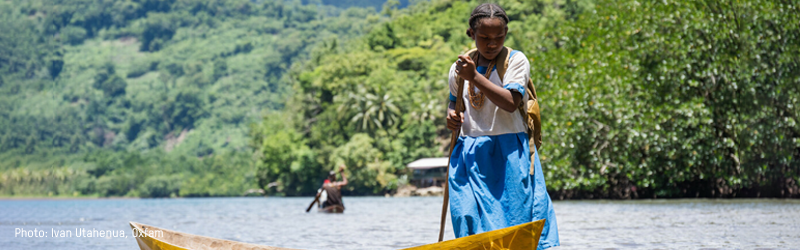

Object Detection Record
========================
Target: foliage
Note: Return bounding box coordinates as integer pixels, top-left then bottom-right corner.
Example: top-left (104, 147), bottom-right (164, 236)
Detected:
top-left (250, 0), bottom-right (605, 196)
top-left (252, 0), bottom-right (798, 198)
top-left (0, 0), bottom-right (385, 197)
top-left (529, 0), bottom-right (799, 198)
top-left (3, 0), bottom-right (796, 199)
top-left (250, 113), bottom-right (319, 196)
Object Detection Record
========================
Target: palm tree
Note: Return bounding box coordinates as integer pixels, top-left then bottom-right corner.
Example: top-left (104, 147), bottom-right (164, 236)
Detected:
top-left (337, 85), bottom-right (400, 133)
top-left (407, 92), bottom-right (440, 125)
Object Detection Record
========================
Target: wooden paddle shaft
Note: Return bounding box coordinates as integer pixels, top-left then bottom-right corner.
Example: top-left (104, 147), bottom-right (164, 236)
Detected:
top-left (439, 55), bottom-right (497, 241)
top-left (440, 64), bottom-right (469, 242)
top-left (438, 129), bottom-right (458, 242)
top-left (306, 190), bottom-right (322, 212)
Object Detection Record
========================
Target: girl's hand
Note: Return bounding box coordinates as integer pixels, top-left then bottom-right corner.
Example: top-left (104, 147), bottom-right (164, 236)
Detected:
top-left (446, 108), bottom-right (464, 131)
top-left (455, 55), bottom-right (477, 81)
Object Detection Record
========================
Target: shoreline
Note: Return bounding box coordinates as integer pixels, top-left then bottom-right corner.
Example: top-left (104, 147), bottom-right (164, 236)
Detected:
top-left (1, 195), bottom-right (798, 203)
top-left (0, 196), bottom-right (134, 201)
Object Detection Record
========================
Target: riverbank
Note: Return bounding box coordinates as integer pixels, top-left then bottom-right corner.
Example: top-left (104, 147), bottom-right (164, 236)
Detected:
top-left (0, 195), bottom-right (131, 200)
top-left (4, 190), bottom-right (800, 202)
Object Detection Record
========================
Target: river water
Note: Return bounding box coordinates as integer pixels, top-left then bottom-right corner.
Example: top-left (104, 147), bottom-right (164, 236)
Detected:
top-left (1, 197), bottom-right (798, 249)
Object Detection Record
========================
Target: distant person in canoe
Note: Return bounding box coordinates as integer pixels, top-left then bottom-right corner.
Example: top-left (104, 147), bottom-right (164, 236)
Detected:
top-left (445, 3), bottom-right (559, 249)
top-left (307, 165), bottom-right (348, 213)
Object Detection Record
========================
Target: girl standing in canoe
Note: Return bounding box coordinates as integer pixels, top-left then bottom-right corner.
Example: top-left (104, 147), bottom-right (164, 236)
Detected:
top-left (446, 3), bottom-right (559, 249)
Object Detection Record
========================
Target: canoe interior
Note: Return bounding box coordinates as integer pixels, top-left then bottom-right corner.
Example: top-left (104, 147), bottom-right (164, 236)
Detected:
top-left (129, 222), bottom-right (298, 250)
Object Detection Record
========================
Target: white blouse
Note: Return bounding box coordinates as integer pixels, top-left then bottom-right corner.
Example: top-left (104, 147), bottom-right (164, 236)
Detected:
top-left (448, 51), bottom-right (531, 137)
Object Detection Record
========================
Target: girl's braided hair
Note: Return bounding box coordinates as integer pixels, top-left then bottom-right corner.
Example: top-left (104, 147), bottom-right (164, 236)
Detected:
top-left (467, 3), bottom-right (509, 36)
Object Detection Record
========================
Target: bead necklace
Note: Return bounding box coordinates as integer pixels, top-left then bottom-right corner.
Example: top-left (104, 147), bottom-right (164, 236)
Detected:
top-left (467, 56), bottom-right (496, 109)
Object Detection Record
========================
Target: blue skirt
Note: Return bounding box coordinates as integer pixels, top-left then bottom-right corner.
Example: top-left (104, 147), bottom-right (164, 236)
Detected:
top-left (448, 132), bottom-right (560, 249)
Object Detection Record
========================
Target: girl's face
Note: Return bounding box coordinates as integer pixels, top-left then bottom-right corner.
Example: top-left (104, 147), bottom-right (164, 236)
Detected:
top-left (469, 17), bottom-right (508, 61)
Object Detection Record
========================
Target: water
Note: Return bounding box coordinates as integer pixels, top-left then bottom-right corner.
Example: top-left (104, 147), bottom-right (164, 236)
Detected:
top-left (1, 197), bottom-right (798, 249)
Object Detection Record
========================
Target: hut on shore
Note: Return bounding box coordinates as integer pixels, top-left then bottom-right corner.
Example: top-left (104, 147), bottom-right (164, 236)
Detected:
top-left (407, 157), bottom-right (448, 188)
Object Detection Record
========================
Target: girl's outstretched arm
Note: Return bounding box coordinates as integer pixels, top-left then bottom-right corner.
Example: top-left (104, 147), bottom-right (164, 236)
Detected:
top-left (455, 55), bottom-right (521, 112)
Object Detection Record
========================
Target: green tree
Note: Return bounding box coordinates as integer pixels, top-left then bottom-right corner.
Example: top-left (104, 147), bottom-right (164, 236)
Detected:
top-left (251, 114), bottom-right (319, 196)
top-left (92, 63), bottom-right (127, 97)
top-left (60, 26), bottom-right (87, 45)
top-left (338, 85), bottom-right (401, 132)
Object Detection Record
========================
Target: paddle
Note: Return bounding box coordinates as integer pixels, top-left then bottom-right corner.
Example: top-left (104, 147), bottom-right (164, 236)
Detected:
top-left (306, 189), bottom-right (322, 213)
top-left (439, 53), bottom-right (498, 242)
top-left (439, 57), bottom-right (472, 242)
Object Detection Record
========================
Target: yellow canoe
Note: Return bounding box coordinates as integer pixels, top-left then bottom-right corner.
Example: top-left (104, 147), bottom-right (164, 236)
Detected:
top-left (129, 219), bottom-right (544, 250)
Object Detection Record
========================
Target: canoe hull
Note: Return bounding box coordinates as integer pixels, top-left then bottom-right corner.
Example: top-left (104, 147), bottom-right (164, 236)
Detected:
top-left (130, 219), bottom-right (544, 250)
top-left (401, 219), bottom-right (546, 250)
top-left (319, 204), bottom-right (344, 213)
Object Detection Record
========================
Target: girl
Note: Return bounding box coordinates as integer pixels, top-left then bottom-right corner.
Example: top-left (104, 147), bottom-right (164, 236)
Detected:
top-left (446, 3), bottom-right (559, 249)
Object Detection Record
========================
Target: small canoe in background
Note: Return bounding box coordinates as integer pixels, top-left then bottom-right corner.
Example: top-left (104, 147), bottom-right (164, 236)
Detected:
top-left (319, 204), bottom-right (344, 213)
top-left (130, 219), bottom-right (544, 250)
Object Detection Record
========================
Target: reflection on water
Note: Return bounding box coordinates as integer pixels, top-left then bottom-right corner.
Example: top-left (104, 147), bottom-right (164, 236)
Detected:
top-left (0, 197), bottom-right (798, 249)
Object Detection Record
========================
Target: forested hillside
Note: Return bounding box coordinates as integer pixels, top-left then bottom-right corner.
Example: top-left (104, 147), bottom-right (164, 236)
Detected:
top-left (2, 0), bottom-right (797, 199)
top-left (0, 0), bottom-right (390, 197)
top-left (253, 0), bottom-right (799, 198)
